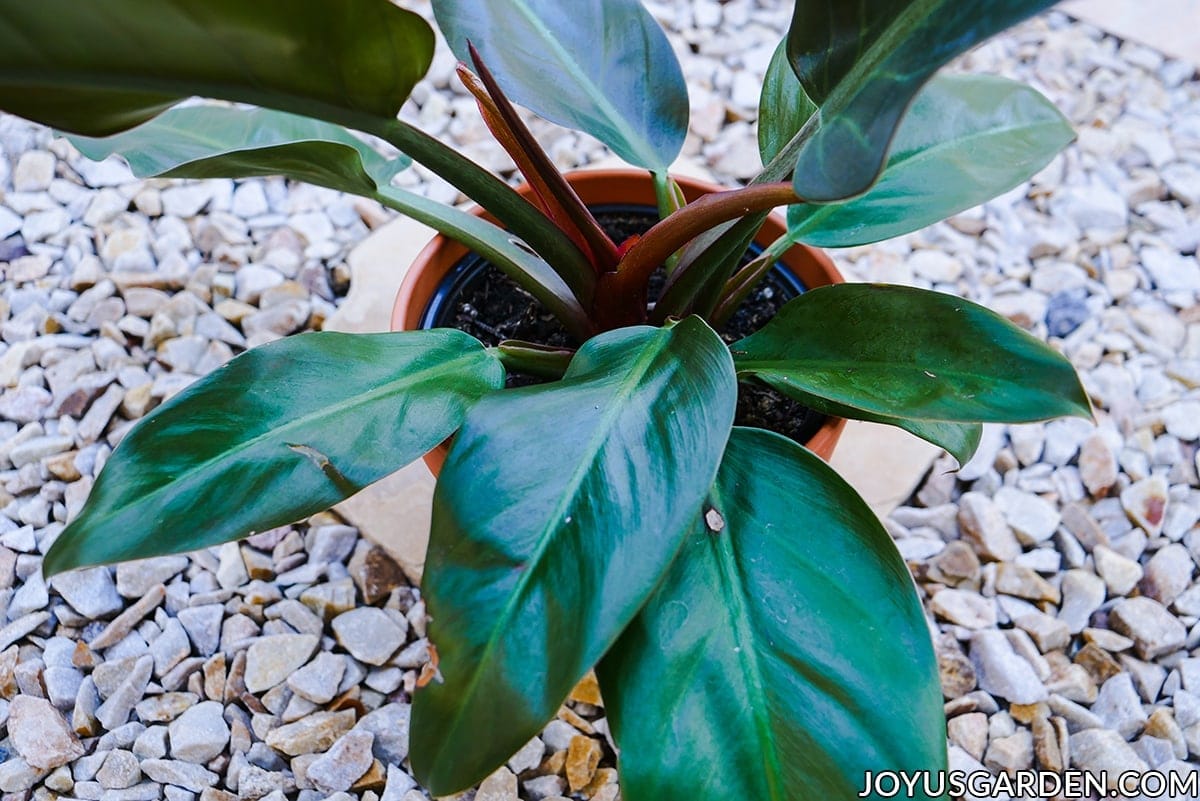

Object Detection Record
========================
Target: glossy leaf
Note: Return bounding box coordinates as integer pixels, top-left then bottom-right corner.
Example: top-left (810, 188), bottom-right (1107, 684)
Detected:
top-left (758, 41), bottom-right (817, 165)
top-left (789, 75), bottom-right (1073, 247)
top-left (732, 283), bottom-right (1092, 423)
top-left (412, 317), bottom-right (736, 794)
top-left (0, 0), bottom-right (433, 136)
top-left (71, 106), bottom-right (409, 197)
top-left (0, 0), bottom-right (595, 310)
top-left (432, 0), bottom-right (687, 169)
top-left (741, 377), bottom-right (981, 465)
top-left (786, 0), bottom-right (1058, 202)
top-left (43, 331), bottom-right (503, 576)
top-left (599, 427), bottom-right (946, 801)
top-left (68, 105), bottom-right (589, 333)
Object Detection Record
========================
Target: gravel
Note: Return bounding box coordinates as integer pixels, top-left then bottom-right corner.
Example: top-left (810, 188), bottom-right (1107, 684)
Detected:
top-left (2, 2), bottom-right (1200, 799)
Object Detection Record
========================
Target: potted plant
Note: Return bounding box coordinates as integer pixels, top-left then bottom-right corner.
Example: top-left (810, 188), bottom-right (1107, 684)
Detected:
top-left (0, 1), bottom-right (1091, 799)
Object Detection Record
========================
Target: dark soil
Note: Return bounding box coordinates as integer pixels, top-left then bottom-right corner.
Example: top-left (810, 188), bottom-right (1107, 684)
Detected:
top-left (432, 207), bottom-right (825, 446)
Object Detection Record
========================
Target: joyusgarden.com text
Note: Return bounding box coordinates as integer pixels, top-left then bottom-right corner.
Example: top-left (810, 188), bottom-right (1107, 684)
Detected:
top-left (858, 769), bottom-right (1198, 798)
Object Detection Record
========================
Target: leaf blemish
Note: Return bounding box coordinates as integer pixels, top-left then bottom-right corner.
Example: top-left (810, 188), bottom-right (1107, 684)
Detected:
top-left (705, 506), bottom-right (725, 533)
top-left (287, 442), bottom-right (356, 494)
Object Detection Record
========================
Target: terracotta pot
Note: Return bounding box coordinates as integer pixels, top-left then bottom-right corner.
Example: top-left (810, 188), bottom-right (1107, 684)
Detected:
top-left (392, 168), bottom-right (847, 474)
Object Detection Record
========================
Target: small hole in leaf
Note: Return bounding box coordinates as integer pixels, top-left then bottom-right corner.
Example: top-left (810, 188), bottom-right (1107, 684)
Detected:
top-left (508, 237), bottom-right (539, 257)
top-left (705, 507), bottom-right (725, 533)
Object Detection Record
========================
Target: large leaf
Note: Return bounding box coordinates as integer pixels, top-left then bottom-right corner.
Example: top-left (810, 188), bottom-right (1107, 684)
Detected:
top-left (43, 331), bottom-right (503, 576)
top-left (788, 75), bottom-right (1072, 247)
top-left (0, 0), bottom-right (599, 322)
top-left (786, 0), bottom-right (1058, 202)
top-left (71, 106), bottom-right (410, 197)
top-left (0, 0), bottom-right (433, 137)
top-left (70, 105), bottom-right (591, 333)
top-left (742, 377), bottom-right (982, 465)
top-left (732, 283), bottom-right (1091, 423)
top-left (599, 427), bottom-right (946, 801)
top-left (432, 0), bottom-right (687, 170)
top-left (758, 41), bottom-right (818, 165)
top-left (412, 317), bottom-right (736, 794)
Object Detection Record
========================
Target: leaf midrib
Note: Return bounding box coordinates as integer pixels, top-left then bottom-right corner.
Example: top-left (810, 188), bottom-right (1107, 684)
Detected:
top-left (116, 119), bottom-right (378, 171)
top-left (791, 111), bottom-right (1067, 235)
top-left (505, 0), bottom-right (661, 167)
top-left (809, 0), bottom-right (943, 118)
top-left (77, 347), bottom-right (491, 531)
top-left (709, 498), bottom-right (786, 801)
top-left (735, 356), bottom-right (1009, 384)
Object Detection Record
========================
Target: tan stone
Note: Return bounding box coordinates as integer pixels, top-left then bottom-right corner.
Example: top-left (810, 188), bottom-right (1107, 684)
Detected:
top-left (350, 760), bottom-right (387, 793)
top-left (349, 546), bottom-right (407, 605)
top-left (1009, 702), bottom-right (1049, 726)
top-left (947, 712), bottom-right (988, 761)
top-left (579, 767), bottom-right (618, 800)
top-left (995, 563), bottom-right (1060, 604)
top-left (569, 672), bottom-right (603, 706)
top-left (265, 710), bottom-right (357, 756)
top-left (1032, 714), bottom-right (1065, 772)
top-left (539, 750), bottom-right (567, 776)
top-left (1074, 642), bottom-right (1123, 685)
top-left (0, 645), bottom-right (17, 699)
top-left (566, 736), bottom-right (603, 792)
top-left (299, 578), bottom-right (357, 621)
top-left (937, 638), bottom-right (977, 698)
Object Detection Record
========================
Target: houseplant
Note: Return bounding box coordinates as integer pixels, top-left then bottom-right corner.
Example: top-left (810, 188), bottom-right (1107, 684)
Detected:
top-left (0, 0), bottom-right (1092, 799)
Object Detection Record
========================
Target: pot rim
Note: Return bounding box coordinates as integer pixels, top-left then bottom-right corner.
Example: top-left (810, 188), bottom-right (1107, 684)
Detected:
top-left (391, 168), bottom-right (847, 471)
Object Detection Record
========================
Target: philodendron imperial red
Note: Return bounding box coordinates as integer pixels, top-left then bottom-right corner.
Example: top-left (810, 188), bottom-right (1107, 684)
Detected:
top-left (0, 0), bottom-right (1090, 798)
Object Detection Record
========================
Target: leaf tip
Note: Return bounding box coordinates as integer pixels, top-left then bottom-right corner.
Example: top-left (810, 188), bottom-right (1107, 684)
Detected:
top-left (41, 537), bottom-right (80, 581)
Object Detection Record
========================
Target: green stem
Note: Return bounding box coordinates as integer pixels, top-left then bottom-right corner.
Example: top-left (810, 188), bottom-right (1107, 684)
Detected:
top-left (359, 116), bottom-right (597, 307)
top-left (373, 185), bottom-right (593, 341)
top-left (652, 170), bottom-right (687, 275)
top-left (493, 340), bottom-right (575, 379)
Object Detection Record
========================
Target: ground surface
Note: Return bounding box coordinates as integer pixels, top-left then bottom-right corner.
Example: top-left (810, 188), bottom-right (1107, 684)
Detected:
top-left (1, 2), bottom-right (1199, 800)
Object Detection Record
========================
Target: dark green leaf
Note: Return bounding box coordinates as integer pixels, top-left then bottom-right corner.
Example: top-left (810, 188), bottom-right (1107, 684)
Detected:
top-left (787, 0), bottom-right (1058, 202)
top-left (758, 41), bottom-right (817, 165)
top-left (71, 106), bottom-right (409, 197)
top-left (412, 317), bottom-right (736, 794)
top-left (0, 0), bottom-right (600, 324)
top-left (0, 0), bottom-right (433, 136)
top-left (67, 104), bottom-right (590, 333)
top-left (789, 75), bottom-right (1073, 246)
top-left (599, 427), bottom-right (946, 801)
top-left (43, 331), bottom-right (502, 576)
top-left (432, 0), bottom-right (687, 169)
top-left (743, 377), bottom-right (982, 464)
top-left (732, 283), bottom-right (1092, 423)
